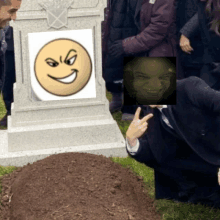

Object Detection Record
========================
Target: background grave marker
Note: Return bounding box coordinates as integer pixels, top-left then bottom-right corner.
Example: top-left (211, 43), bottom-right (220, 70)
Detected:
top-left (0, 0), bottom-right (126, 166)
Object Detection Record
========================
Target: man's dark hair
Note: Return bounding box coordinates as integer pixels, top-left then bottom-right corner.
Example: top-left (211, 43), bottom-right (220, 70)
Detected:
top-left (0, 0), bottom-right (11, 6)
top-left (0, 0), bottom-right (21, 6)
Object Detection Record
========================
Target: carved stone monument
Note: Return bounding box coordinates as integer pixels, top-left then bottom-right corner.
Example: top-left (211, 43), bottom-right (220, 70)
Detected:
top-left (0, 0), bottom-right (126, 166)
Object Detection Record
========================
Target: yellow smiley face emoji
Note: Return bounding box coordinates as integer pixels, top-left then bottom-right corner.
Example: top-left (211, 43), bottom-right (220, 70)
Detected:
top-left (34, 38), bottom-right (92, 96)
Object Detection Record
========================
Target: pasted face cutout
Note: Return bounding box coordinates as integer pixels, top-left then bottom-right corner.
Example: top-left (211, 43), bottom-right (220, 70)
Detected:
top-left (34, 39), bottom-right (92, 96)
top-left (124, 57), bottom-right (175, 104)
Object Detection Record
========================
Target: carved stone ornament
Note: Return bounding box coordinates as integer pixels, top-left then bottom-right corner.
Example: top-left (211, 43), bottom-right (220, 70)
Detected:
top-left (37, 0), bottom-right (74, 29)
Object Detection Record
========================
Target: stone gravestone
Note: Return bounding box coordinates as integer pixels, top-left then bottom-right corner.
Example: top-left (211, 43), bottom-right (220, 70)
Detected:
top-left (0, 0), bottom-right (126, 166)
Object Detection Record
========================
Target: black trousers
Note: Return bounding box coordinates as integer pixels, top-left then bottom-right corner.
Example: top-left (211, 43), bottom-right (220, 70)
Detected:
top-left (135, 135), bottom-right (219, 203)
top-left (139, 118), bottom-right (220, 205)
top-left (106, 81), bottom-right (139, 114)
top-left (2, 51), bottom-right (16, 113)
top-left (154, 156), bottom-right (220, 206)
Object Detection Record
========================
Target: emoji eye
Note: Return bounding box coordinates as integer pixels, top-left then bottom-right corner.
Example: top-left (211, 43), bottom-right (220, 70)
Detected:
top-left (46, 61), bottom-right (59, 67)
top-left (65, 55), bottom-right (77, 65)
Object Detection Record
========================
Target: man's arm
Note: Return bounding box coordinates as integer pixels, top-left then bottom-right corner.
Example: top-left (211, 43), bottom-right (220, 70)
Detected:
top-left (180, 13), bottom-right (200, 39)
top-left (122, 0), bottom-right (175, 55)
top-left (184, 76), bottom-right (220, 113)
top-left (126, 107), bottom-right (157, 168)
top-left (126, 136), bottom-right (158, 169)
top-left (126, 137), bottom-right (140, 155)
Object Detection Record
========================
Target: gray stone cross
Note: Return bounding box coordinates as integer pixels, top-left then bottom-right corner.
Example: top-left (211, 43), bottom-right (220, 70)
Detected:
top-left (38, 0), bottom-right (74, 29)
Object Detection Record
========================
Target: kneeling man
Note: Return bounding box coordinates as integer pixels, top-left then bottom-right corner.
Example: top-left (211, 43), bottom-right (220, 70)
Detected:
top-left (126, 76), bottom-right (220, 207)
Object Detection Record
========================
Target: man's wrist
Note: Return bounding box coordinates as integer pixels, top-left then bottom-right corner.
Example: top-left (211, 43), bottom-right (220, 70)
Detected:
top-left (126, 136), bottom-right (137, 147)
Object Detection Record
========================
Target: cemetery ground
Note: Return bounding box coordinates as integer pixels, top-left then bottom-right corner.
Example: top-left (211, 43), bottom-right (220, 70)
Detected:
top-left (0, 93), bottom-right (220, 219)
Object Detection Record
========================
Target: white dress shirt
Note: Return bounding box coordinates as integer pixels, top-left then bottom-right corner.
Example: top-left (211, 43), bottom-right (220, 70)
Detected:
top-left (126, 105), bottom-right (173, 155)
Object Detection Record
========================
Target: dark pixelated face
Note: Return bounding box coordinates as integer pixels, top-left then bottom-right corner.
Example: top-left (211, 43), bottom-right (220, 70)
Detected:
top-left (125, 58), bottom-right (175, 104)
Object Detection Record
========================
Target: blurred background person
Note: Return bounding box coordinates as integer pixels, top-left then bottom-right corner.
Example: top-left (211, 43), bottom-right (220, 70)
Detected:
top-left (0, 0), bottom-right (22, 127)
top-left (176, 0), bottom-right (204, 79)
top-left (179, 0), bottom-right (220, 90)
top-left (102, 0), bottom-right (177, 121)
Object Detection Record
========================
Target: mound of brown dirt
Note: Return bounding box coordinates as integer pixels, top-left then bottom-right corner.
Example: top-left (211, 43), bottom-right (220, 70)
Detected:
top-left (0, 153), bottom-right (161, 220)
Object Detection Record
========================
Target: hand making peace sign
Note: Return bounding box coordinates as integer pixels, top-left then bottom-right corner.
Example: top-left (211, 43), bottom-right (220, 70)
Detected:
top-left (126, 107), bottom-right (154, 146)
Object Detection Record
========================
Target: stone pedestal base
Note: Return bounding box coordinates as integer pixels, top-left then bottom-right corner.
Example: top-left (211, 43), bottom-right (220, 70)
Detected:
top-left (0, 117), bottom-right (127, 166)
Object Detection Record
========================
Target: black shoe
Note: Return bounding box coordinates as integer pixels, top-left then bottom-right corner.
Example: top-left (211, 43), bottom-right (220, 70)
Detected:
top-left (0, 112), bottom-right (9, 127)
top-left (178, 191), bottom-right (190, 199)
top-left (187, 186), bottom-right (220, 204)
top-left (110, 92), bottom-right (123, 113)
top-left (205, 188), bottom-right (220, 205)
top-left (178, 185), bottom-right (197, 198)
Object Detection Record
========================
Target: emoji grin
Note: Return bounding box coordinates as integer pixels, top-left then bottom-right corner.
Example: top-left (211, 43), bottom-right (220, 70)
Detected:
top-left (48, 70), bottom-right (78, 84)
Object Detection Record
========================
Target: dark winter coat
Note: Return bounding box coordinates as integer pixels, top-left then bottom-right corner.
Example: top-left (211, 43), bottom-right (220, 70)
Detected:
top-left (122, 0), bottom-right (177, 57)
top-left (102, 0), bottom-right (177, 83)
top-left (180, 1), bottom-right (220, 63)
top-left (176, 0), bottom-right (204, 69)
top-left (198, 1), bottom-right (220, 63)
top-left (102, 0), bottom-right (139, 83)
top-left (180, 1), bottom-right (220, 88)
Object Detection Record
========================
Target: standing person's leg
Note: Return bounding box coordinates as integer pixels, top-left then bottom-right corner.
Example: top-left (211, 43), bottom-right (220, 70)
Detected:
top-left (1, 50), bottom-right (15, 126)
top-left (121, 78), bottom-right (137, 121)
top-left (0, 54), bottom-right (4, 92)
top-left (106, 81), bottom-right (123, 113)
top-left (176, 48), bottom-right (186, 80)
top-left (107, 79), bottom-right (137, 121)
top-left (122, 60), bottom-right (139, 121)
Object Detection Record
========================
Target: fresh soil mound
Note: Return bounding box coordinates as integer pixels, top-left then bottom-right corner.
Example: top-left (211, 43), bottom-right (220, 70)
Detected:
top-left (0, 152), bottom-right (161, 220)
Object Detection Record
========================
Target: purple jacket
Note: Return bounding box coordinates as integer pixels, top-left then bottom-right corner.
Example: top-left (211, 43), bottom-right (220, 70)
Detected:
top-left (122, 0), bottom-right (177, 57)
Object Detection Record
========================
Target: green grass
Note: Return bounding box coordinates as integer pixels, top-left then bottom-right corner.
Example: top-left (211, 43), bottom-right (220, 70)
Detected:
top-left (1, 92), bottom-right (220, 219)
top-left (0, 95), bottom-right (7, 130)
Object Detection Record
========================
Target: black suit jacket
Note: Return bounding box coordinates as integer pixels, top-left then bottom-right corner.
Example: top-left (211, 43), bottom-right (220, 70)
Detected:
top-left (126, 76), bottom-right (220, 201)
top-left (127, 76), bottom-right (220, 167)
top-left (168, 76), bottom-right (220, 165)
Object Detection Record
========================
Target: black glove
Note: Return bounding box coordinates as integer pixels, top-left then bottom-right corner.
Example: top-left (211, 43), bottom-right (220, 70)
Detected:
top-left (210, 62), bottom-right (220, 75)
top-left (108, 40), bottom-right (125, 58)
